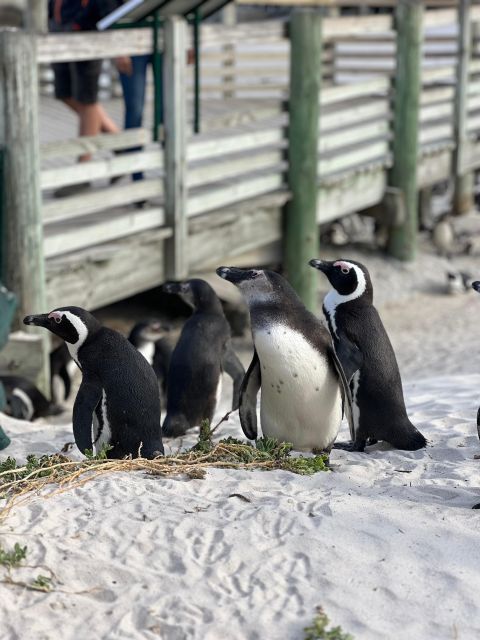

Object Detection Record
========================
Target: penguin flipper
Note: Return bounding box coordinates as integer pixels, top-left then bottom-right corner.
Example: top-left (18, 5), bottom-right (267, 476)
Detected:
top-left (222, 340), bottom-right (245, 411)
top-left (327, 345), bottom-right (356, 441)
top-left (73, 378), bottom-right (102, 454)
top-left (335, 333), bottom-right (363, 384)
top-left (239, 349), bottom-right (261, 440)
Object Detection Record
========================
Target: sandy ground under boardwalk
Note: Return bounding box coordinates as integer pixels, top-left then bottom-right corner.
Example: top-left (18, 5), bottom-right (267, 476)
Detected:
top-left (1, 238), bottom-right (480, 640)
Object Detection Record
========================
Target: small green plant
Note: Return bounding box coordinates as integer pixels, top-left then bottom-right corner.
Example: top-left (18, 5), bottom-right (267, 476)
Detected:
top-left (0, 542), bottom-right (27, 568)
top-left (304, 607), bottom-right (353, 640)
top-left (30, 574), bottom-right (53, 592)
top-left (83, 444), bottom-right (113, 460)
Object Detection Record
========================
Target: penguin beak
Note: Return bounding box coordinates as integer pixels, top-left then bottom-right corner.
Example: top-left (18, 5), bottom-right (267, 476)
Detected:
top-left (309, 259), bottom-right (331, 274)
top-left (23, 313), bottom-right (50, 328)
top-left (472, 281), bottom-right (480, 293)
top-left (216, 266), bottom-right (251, 283)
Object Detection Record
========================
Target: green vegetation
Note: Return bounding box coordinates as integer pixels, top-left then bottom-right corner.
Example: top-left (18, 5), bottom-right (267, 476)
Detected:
top-left (304, 608), bottom-right (354, 640)
top-left (0, 542), bottom-right (27, 568)
top-left (0, 542), bottom-right (54, 592)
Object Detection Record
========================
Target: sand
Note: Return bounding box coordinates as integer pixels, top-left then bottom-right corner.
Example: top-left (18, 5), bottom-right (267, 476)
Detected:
top-left (1, 244), bottom-right (480, 639)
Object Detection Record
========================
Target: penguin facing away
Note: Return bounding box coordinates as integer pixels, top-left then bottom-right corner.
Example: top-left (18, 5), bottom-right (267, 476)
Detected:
top-left (216, 266), bottom-right (353, 453)
top-left (1, 376), bottom-right (63, 421)
top-left (310, 258), bottom-right (427, 452)
top-left (128, 319), bottom-right (172, 404)
top-left (24, 307), bottom-right (163, 459)
top-left (162, 279), bottom-right (245, 438)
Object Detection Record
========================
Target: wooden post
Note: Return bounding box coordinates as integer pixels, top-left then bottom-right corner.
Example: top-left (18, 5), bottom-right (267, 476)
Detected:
top-left (25, 0), bottom-right (48, 33)
top-left (285, 10), bottom-right (322, 310)
top-left (453, 0), bottom-right (474, 216)
top-left (221, 4), bottom-right (236, 99)
top-left (387, 0), bottom-right (423, 261)
top-left (0, 30), bottom-right (50, 395)
top-left (163, 16), bottom-right (188, 280)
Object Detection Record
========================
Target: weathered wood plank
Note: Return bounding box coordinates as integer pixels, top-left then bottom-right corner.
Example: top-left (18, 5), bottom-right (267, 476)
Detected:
top-left (321, 77), bottom-right (390, 105)
top-left (0, 30), bottom-right (50, 395)
top-left (420, 86), bottom-right (455, 104)
top-left (188, 149), bottom-right (284, 188)
top-left (419, 123), bottom-right (453, 144)
top-left (188, 127), bottom-right (285, 162)
top-left (42, 180), bottom-right (163, 223)
top-left (45, 230), bottom-right (169, 310)
top-left (320, 100), bottom-right (390, 131)
top-left (41, 150), bottom-right (163, 190)
top-left (319, 121), bottom-right (390, 153)
top-left (319, 140), bottom-right (389, 177)
top-left (188, 173), bottom-right (284, 217)
top-left (36, 30), bottom-right (154, 64)
top-left (44, 207), bottom-right (170, 258)
top-left (163, 16), bottom-right (188, 280)
top-left (420, 102), bottom-right (454, 122)
top-left (417, 147), bottom-right (452, 187)
top-left (41, 128), bottom-right (150, 160)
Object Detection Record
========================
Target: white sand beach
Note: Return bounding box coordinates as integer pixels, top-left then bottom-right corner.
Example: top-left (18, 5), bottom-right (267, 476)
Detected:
top-left (1, 251), bottom-right (480, 640)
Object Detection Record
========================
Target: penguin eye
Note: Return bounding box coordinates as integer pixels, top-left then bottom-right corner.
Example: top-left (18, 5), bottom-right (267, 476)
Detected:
top-left (341, 267), bottom-right (350, 275)
top-left (54, 316), bottom-right (62, 324)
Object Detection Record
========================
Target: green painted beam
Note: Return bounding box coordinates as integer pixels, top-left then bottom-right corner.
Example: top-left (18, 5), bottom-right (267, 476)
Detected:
top-left (285, 10), bottom-right (322, 310)
top-left (387, 0), bottom-right (423, 261)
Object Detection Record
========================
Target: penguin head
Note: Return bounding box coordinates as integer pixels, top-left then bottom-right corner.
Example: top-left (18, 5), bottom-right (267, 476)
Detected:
top-left (216, 266), bottom-right (290, 306)
top-left (128, 320), bottom-right (169, 345)
top-left (162, 279), bottom-right (222, 312)
top-left (24, 306), bottom-right (100, 344)
top-left (309, 258), bottom-right (373, 301)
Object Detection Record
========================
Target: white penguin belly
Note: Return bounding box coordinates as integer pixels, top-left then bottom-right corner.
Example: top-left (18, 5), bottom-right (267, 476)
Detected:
top-left (255, 325), bottom-right (342, 451)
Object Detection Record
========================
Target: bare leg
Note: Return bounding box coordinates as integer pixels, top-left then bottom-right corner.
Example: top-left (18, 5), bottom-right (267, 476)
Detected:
top-left (97, 104), bottom-right (120, 134)
top-left (77, 104), bottom-right (102, 162)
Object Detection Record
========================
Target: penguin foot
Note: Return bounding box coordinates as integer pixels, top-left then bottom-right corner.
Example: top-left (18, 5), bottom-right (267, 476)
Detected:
top-left (162, 414), bottom-right (189, 438)
top-left (333, 440), bottom-right (366, 453)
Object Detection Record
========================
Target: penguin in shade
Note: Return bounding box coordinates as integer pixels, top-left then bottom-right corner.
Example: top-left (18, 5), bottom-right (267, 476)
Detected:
top-left (24, 307), bottom-right (163, 458)
top-left (310, 258), bottom-right (426, 452)
top-left (162, 279), bottom-right (245, 437)
top-left (128, 319), bottom-right (172, 404)
top-left (216, 267), bottom-right (353, 453)
top-left (1, 376), bottom-right (62, 421)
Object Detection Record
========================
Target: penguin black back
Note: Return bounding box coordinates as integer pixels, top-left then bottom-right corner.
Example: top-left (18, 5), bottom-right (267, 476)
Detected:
top-left (310, 259), bottom-right (426, 452)
top-left (128, 319), bottom-right (172, 401)
top-left (162, 279), bottom-right (244, 437)
top-left (24, 306), bottom-right (163, 459)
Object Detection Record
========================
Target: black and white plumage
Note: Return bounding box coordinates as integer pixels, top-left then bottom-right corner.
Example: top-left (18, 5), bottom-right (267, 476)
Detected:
top-left (216, 266), bottom-right (352, 453)
top-left (162, 279), bottom-right (245, 438)
top-left (310, 258), bottom-right (426, 452)
top-left (24, 307), bottom-right (163, 458)
top-left (1, 376), bottom-right (63, 421)
top-left (446, 270), bottom-right (473, 295)
top-left (50, 343), bottom-right (75, 403)
top-left (128, 320), bottom-right (172, 404)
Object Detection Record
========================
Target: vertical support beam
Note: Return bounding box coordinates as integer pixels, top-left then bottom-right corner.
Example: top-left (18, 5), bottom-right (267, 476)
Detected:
top-left (387, 0), bottom-right (423, 261)
top-left (25, 0), bottom-right (48, 33)
top-left (193, 9), bottom-right (201, 134)
top-left (453, 0), bottom-right (474, 216)
top-left (285, 10), bottom-right (322, 310)
top-left (152, 11), bottom-right (163, 141)
top-left (222, 4), bottom-right (236, 100)
top-left (163, 16), bottom-right (188, 280)
top-left (0, 30), bottom-right (50, 395)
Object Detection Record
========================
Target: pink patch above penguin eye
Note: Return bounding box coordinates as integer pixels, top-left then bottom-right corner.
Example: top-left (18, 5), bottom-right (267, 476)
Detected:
top-left (333, 261), bottom-right (351, 275)
top-left (48, 311), bottom-right (63, 324)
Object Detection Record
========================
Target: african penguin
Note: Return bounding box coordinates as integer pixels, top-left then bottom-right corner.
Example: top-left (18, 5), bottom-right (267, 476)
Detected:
top-left (128, 320), bottom-right (172, 405)
top-left (216, 267), bottom-right (352, 453)
top-left (310, 258), bottom-right (427, 452)
top-left (1, 376), bottom-right (63, 421)
top-left (24, 307), bottom-right (163, 458)
top-left (50, 343), bottom-right (75, 403)
top-left (161, 279), bottom-right (245, 438)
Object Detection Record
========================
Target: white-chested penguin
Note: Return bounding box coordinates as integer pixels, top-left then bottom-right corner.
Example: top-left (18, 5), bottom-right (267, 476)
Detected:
top-left (24, 307), bottom-right (163, 458)
top-left (310, 258), bottom-right (426, 452)
top-left (128, 319), bottom-right (172, 404)
top-left (1, 376), bottom-right (62, 421)
top-left (216, 267), bottom-right (352, 453)
top-left (161, 279), bottom-right (245, 437)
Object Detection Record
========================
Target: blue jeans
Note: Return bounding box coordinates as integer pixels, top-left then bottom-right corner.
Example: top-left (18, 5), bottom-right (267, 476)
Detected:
top-left (119, 54), bottom-right (152, 181)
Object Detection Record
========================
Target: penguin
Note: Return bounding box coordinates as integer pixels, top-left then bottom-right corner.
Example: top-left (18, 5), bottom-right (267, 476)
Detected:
top-left (309, 258), bottom-right (427, 452)
top-left (128, 319), bottom-right (172, 404)
top-left (161, 279), bottom-right (245, 438)
top-left (23, 307), bottom-right (163, 458)
top-left (446, 270), bottom-right (473, 295)
top-left (216, 266), bottom-right (353, 453)
top-left (1, 376), bottom-right (63, 421)
top-left (50, 343), bottom-right (75, 403)
top-left (471, 281), bottom-right (480, 441)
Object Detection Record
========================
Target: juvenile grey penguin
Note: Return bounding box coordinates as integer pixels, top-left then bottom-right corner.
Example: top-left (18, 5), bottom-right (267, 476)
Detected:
top-left (24, 307), bottom-right (163, 458)
top-left (162, 279), bottom-right (245, 437)
top-left (310, 258), bottom-right (427, 452)
top-left (216, 267), bottom-right (352, 452)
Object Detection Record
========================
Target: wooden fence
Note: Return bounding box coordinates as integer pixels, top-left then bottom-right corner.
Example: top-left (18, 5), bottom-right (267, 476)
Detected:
top-left (1, 3), bottom-right (480, 391)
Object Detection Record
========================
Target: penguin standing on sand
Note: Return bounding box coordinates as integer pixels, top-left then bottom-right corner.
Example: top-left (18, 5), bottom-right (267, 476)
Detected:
top-left (310, 258), bottom-right (426, 452)
top-left (128, 320), bottom-right (172, 404)
top-left (162, 279), bottom-right (245, 438)
top-left (216, 267), bottom-right (352, 452)
top-left (24, 307), bottom-right (163, 458)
